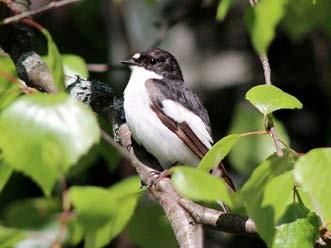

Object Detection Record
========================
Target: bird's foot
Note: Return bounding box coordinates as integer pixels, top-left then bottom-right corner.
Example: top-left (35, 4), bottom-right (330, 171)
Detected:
top-left (146, 169), bottom-right (171, 188)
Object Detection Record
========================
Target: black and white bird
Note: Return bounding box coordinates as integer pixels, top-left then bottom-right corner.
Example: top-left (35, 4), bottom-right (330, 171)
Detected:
top-left (121, 48), bottom-right (235, 190)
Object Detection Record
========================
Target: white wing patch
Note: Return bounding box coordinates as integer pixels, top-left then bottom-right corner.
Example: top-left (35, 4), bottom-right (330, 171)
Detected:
top-left (162, 99), bottom-right (213, 148)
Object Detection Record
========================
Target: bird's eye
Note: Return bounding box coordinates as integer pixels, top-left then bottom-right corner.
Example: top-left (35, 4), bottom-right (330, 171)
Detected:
top-left (149, 58), bottom-right (157, 65)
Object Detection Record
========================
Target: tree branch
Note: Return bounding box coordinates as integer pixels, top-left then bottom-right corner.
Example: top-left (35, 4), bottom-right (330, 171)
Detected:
top-left (0, 3), bottom-right (56, 92)
top-left (1, 0), bottom-right (81, 25)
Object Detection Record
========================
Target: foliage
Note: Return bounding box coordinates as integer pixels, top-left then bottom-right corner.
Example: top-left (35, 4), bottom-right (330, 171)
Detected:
top-left (0, 0), bottom-right (330, 247)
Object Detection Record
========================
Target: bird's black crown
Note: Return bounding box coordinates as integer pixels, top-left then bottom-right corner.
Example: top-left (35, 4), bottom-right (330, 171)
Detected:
top-left (121, 48), bottom-right (184, 81)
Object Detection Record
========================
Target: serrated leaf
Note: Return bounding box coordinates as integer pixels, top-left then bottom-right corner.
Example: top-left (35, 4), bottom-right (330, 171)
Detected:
top-left (171, 166), bottom-right (231, 205)
top-left (198, 134), bottom-right (241, 172)
top-left (0, 226), bottom-right (26, 247)
top-left (246, 85), bottom-right (303, 116)
top-left (241, 152), bottom-right (296, 245)
top-left (127, 204), bottom-right (177, 248)
top-left (70, 176), bottom-right (141, 248)
top-left (272, 212), bottom-right (320, 248)
top-left (62, 54), bottom-right (89, 79)
top-left (3, 198), bottom-right (61, 229)
top-left (229, 102), bottom-right (289, 175)
top-left (294, 148), bottom-right (331, 228)
top-left (245, 0), bottom-right (288, 53)
top-left (216, 0), bottom-right (234, 21)
top-left (41, 28), bottom-right (65, 92)
top-left (0, 93), bottom-right (100, 195)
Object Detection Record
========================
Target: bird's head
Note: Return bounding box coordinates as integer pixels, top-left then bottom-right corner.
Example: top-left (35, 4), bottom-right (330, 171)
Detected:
top-left (121, 48), bottom-right (183, 81)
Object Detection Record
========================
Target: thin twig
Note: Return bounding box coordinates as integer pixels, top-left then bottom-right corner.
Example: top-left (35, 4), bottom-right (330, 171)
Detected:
top-left (240, 130), bottom-right (268, 137)
top-left (51, 177), bottom-right (71, 248)
top-left (258, 54), bottom-right (284, 156)
top-left (87, 63), bottom-right (127, 72)
top-left (1, 0), bottom-right (81, 25)
top-left (259, 54), bottom-right (271, 85)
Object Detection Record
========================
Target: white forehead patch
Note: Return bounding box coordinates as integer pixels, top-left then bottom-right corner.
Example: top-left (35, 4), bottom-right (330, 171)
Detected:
top-left (132, 53), bottom-right (141, 59)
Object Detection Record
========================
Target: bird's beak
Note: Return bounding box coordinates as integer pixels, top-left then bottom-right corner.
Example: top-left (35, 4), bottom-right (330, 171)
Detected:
top-left (120, 59), bottom-right (138, 66)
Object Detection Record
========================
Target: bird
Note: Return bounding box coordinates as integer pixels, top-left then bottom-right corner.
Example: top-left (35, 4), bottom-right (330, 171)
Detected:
top-left (121, 48), bottom-right (235, 191)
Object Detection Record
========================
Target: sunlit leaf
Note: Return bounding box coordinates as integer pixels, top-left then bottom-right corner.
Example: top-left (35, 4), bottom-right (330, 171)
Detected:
top-left (0, 93), bottom-right (100, 195)
top-left (62, 54), bottom-right (89, 79)
top-left (0, 159), bottom-right (13, 192)
top-left (245, 0), bottom-right (289, 53)
top-left (246, 85), bottom-right (303, 116)
top-left (41, 28), bottom-right (65, 92)
top-left (294, 148), bottom-right (331, 228)
top-left (171, 166), bottom-right (231, 205)
top-left (0, 226), bottom-right (26, 247)
top-left (241, 152), bottom-right (296, 245)
top-left (0, 57), bottom-right (21, 110)
top-left (216, 0), bottom-right (234, 21)
top-left (70, 176), bottom-right (141, 248)
top-left (272, 212), bottom-right (320, 248)
top-left (198, 134), bottom-right (241, 172)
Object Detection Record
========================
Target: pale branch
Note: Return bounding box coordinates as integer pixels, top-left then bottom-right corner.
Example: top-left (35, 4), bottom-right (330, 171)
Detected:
top-left (0, 3), bottom-right (56, 92)
top-left (1, 0), bottom-right (81, 25)
top-left (259, 53), bottom-right (284, 156)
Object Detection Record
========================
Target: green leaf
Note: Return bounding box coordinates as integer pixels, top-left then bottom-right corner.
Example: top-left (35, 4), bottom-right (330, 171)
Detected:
top-left (272, 212), bottom-right (320, 248)
top-left (127, 204), bottom-right (177, 248)
top-left (241, 152), bottom-right (296, 245)
top-left (198, 134), bottom-right (241, 172)
top-left (281, 0), bottom-right (331, 40)
top-left (70, 176), bottom-right (141, 248)
top-left (41, 28), bottom-right (65, 92)
top-left (244, 0), bottom-right (288, 53)
top-left (278, 202), bottom-right (310, 225)
top-left (216, 0), bottom-right (234, 21)
top-left (245, 85), bottom-right (303, 116)
top-left (0, 57), bottom-right (21, 110)
top-left (0, 226), bottom-right (26, 247)
top-left (229, 102), bottom-right (289, 175)
top-left (69, 186), bottom-right (118, 232)
top-left (294, 148), bottom-right (331, 228)
top-left (0, 159), bottom-right (13, 192)
top-left (0, 93), bottom-right (100, 195)
top-left (62, 54), bottom-right (89, 79)
top-left (3, 198), bottom-right (61, 229)
top-left (171, 166), bottom-right (231, 205)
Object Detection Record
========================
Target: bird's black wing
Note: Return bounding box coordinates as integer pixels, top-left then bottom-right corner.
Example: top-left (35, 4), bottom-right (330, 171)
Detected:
top-left (146, 78), bottom-right (212, 159)
top-left (146, 79), bottom-right (236, 191)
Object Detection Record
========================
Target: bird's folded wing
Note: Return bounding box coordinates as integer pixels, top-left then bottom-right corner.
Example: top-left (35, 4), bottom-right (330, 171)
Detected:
top-left (146, 79), bottom-right (236, 191)
top-left (150, 103), bottom-right (208, 159)
top-left (146, 79), bottom-right (213, 160)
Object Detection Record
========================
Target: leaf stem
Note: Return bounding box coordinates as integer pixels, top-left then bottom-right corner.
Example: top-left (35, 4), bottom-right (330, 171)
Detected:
top-left (259, 54), bottom-right (272, 85)
top-left (240, 130), bottom-right (268, 137)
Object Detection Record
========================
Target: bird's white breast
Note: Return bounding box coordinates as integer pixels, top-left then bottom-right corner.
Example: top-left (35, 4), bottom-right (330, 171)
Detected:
top-left (123, 66), bottom-right (200, 168)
